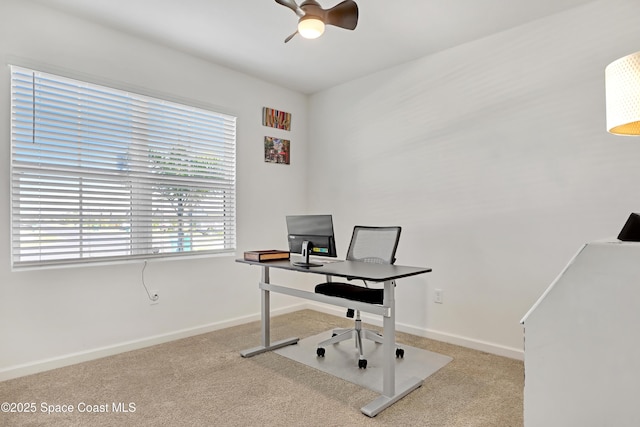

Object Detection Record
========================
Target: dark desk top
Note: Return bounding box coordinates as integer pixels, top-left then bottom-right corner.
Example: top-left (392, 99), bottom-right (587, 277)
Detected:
top-left (236, 258), bottom-right (431, 282)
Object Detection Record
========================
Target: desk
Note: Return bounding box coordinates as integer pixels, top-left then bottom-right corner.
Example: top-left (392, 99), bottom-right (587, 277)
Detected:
top-left (236, 258), bottom-right (432, 417)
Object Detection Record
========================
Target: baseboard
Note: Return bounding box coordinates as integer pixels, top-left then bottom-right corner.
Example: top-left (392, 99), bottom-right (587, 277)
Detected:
top-left (0, 303), bottom-right (307, 382)
top-left (305, 303), bottom-right (524, 361)
top-left (0, 301), bottom-right (522, 381)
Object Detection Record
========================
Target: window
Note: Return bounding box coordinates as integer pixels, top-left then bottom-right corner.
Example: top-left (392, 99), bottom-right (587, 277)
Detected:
top-left (10, 66), bottom-right (236, 269)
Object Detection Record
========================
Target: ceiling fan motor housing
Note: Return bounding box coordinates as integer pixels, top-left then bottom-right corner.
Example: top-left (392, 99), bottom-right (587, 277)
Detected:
top-left (300, 0), bottom-right (324, 20)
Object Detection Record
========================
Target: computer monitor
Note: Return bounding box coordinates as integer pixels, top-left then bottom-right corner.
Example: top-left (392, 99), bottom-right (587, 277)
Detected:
top-left (286, 214), bottom-right (337, 267)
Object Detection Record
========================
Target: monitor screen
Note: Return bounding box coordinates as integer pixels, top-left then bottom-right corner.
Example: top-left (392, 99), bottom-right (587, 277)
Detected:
top-left (286, 215), bottom-right (337, 267)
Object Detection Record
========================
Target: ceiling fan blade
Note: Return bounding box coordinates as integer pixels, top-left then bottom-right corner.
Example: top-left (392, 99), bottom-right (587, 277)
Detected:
top-left (284, 31), bottom-right (298, 43)
top-left (275, 0), bottom-right (305, 17)
top-left (325, 0), bottom-right (358, 30)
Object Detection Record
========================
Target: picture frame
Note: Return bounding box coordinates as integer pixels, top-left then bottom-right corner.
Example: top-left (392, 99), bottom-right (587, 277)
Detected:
top-left (262, 107), bottom-right (291, 131)
top-left (264, 136), bottom-right (290, 165)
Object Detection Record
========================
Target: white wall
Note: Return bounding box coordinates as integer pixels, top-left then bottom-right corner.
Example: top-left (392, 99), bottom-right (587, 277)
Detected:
top-left (0, 0), bottom-right (310, 379)
top-left (522, 241), bottom-right (640, 426)
top-left (307, 0), bottom-right (640, 356)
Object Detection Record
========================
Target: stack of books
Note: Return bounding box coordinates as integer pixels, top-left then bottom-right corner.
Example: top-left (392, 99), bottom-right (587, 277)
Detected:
top-left (243, 250), bottom-right (290, 262)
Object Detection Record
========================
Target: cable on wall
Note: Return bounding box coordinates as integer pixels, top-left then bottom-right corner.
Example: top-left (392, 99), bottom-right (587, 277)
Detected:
top-left (141, 260), bottom-right (159, 302)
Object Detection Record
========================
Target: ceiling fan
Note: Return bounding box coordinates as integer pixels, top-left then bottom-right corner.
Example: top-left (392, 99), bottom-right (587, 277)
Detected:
top-left (275, 0), bottom-right (359, 43)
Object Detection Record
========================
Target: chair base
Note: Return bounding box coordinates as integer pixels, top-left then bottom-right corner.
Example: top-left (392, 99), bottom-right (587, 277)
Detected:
top-left (316, 317), bottom-right (403, 368)
top-left (318, 327), bottom-right (384, 351)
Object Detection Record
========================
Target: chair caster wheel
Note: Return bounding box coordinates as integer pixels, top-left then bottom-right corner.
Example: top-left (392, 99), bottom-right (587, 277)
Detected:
top-left (396, 348), bottom-right (405, 358)
top-left (358, 359), bottom-right (367, 369)
top-left (316, 347), bottom-right (325, 357)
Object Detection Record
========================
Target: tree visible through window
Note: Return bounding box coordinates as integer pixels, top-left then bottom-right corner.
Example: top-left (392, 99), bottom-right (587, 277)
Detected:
top-left (10, 66), bottom-right (236, 268)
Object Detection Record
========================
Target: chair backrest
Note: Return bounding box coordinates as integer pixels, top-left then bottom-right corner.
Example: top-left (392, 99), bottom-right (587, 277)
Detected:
top-left (346, 226), bottom-right (401, 265)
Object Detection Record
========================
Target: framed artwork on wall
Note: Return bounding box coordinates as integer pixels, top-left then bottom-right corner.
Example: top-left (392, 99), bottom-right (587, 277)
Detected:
top-left (264, 136), bottom-right (290, 165)
top-left (262, 107), bottom-right (291, 131)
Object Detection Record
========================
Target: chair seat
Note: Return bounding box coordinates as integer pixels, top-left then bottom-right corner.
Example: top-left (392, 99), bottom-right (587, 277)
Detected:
top-left (315, 282), bottom-right (383, 305)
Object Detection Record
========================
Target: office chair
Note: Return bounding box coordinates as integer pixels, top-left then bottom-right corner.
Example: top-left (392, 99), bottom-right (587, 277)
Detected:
top-left (314, 226), bottom-right (404, 369)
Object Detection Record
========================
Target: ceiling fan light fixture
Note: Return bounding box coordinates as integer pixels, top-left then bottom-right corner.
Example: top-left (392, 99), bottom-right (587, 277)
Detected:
top-left (298, 15), bottom-right (325, 39)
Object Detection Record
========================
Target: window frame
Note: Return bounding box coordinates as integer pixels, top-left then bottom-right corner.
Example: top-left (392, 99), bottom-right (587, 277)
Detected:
top-left (10, 65), bottom-right (237, 269)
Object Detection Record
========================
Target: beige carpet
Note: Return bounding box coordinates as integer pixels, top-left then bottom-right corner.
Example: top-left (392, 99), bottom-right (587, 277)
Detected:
top-left (0, 310), bottom-right (523, 426)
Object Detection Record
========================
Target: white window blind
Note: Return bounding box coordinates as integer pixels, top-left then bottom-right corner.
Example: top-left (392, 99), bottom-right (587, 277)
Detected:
top-left (10, 66), bottom-right (236, 269)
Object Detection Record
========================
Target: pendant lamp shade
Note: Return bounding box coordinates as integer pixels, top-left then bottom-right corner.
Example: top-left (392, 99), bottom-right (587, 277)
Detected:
top-left (606, 51), bottom-right (640, 135)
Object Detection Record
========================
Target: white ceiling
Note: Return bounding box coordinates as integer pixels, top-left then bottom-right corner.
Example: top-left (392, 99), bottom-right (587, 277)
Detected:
top-left (32, 0), bottom-right (596, 94)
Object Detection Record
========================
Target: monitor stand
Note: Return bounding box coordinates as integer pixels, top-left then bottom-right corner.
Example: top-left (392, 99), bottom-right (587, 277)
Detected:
top-left (292, 241), bottom-right (322, 268)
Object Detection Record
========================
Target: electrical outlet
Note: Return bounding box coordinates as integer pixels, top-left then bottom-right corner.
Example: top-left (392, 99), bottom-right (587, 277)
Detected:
top-left (150, 290), bottom-right (160, 305)
top-left (434, 289), bottom-right (443, 304)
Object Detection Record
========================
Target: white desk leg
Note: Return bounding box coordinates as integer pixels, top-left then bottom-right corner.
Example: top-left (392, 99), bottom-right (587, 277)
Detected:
top-left (361, 280), bottom-right (423, 417)
top-left (240, 266), bottom-right (299, 357)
